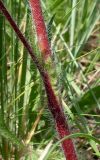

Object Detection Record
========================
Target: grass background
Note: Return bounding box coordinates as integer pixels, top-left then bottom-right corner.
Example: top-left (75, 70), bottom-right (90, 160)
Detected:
top-left (0, 0), bottom-right (100, 159)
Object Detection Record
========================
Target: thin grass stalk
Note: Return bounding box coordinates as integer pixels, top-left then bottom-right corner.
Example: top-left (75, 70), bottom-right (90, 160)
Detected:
top-left (70, 0), bottom-right (77, 49)
top-left (0, 7), bottom-right (9, 159)
top-left (0, 1), bottom-right (78, 159)
top-left (18, 11), bottom-right (31, 139)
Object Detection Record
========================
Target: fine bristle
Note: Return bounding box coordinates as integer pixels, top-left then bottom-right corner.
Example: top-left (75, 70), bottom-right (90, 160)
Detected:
top-left (29, 0), bottom-right (52, 60)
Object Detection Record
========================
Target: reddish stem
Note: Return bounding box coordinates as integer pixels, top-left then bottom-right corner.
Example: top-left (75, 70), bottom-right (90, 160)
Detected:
top-left (0, 1), bottom-right (78, 159)
top-left (29, 0), bottom-right (51, 60)
top-left (42, 72), bottom-right (78, 160)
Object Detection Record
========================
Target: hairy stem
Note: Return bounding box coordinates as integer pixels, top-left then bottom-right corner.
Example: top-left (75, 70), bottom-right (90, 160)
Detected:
top-left (42, 72), bottom-right (78, 160)
top-left (29, 0), bottom-right (52, 60)
top-left (0, 1), bottom-right (78, 159)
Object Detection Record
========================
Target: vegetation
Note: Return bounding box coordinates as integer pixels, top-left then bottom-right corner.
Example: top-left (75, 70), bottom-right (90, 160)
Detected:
top-left (0, 0), bottom-right (100, 159)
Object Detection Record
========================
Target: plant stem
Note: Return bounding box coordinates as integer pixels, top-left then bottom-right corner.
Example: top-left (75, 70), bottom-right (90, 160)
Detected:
top-left (42, 72), bottom-right (78, 160)
top-left (29, 0), bottom-right (52, 60)
top-left (0, 1), bottom-right (78, 159)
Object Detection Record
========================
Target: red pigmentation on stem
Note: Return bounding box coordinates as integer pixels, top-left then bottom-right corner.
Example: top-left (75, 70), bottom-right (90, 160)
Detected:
top-left (42, 72), bottom-right (78, 160)
top-left (29, 0), bottom-right (51, 60)
top-left (0, 1), bottom-right (78, 159)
